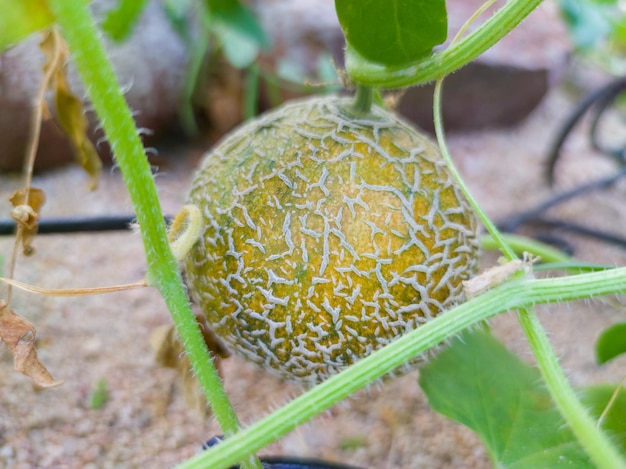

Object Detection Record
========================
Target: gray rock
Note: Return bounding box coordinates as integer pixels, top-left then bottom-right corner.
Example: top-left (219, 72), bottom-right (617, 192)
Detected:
top-left (0, 0), bottom-right (189, 172)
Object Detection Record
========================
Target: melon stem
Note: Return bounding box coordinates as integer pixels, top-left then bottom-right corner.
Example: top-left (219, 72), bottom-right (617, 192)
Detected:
top-left (351, 85), bottom-right (375, 114)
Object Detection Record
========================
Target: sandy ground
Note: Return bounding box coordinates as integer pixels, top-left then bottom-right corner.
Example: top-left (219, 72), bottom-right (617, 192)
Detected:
top-left (1, 75), bottom-right (626, 468)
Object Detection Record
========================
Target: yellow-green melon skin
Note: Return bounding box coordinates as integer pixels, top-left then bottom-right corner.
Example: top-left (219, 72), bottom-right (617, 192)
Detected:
top-left (185, 96), bottom-right (480, 385)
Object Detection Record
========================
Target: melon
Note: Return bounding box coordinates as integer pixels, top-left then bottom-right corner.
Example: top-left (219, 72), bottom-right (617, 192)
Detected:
top-left (184, 96), bottom-right (480, 385)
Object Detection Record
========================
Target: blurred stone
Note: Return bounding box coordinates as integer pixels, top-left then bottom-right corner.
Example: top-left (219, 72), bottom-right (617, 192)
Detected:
top-left (0, 0), bottom-right (189, 172)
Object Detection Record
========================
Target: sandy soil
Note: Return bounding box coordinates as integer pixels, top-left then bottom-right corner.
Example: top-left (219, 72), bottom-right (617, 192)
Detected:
top-left (1, 76), bottom-right (626, 469)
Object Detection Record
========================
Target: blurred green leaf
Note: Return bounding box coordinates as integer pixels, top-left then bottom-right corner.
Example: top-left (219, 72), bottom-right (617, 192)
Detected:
top-left (339, 435), bottom-right (367, 451)
top-left (0, 0), bottom-right (54, 51)
top-left (209, 0), bottom-right (270, 52)
top-left (335, 0), bottom-right (447, 67)
top-left (90, 378), bottom-right (109, 409)
top-left (557, 0), bottom-right (614, 50)
top-left (163, 0), bottom-right (196, 40)
top-left (102, 0), bottom-right (149, 42)
top-left (317, 53), bottom-right (340, 86)
top-left (215, 24), bottom-right (260, 69)
top-left (596, 321), bottom-right (626, 364)
top-left (419, 329), bottom-right (624, 467)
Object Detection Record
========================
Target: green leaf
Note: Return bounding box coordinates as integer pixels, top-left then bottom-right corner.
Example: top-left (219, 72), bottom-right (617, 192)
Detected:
top-left (556, 0), bottom-right (613, 50)
top-left (90, 378), bottom-right (109, 409)
top-left (335, 0), bottom-right (447, 67)
top-left (596, 322), bottom-right (626, 364)
top-left (214, 24), bottom-right (260, 69)
top-left (419, 329), bottom-right (611, 468)
top-left (163, 0), bottom-right (194, 41)
top-left (0, 0), bottom-right (54, 51)
top-left (208, 0), bottom-right (270, 49)
top-left (101, 0), bottom-right (149, 42)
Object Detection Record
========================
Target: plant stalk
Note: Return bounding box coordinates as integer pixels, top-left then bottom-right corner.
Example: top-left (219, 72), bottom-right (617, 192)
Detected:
top-left (46, 2), bottom-right (261, 468)
top-left (480, 233), bottom-right (572, 263)
top-left (432, 80), bottom-right (516, 260)
top-left (345, 0), bottom-right (544, 88)
top-left (517, 308), bottom-right (626, 469)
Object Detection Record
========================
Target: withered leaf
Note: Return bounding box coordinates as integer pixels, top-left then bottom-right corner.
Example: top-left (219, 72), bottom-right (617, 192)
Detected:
top-left (150, 314), bottom-right (230, 414)
top-left (40, 29), bottom-right (102, 190)
top-left (53, 72), bottom-right (102, 190)
top-left (9, 187), bottom-right (46, 256)
top-left (0, 301), bottom-right (62, 388)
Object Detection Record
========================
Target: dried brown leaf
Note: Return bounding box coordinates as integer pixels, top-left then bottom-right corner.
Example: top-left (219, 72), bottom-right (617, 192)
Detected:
top-left (9, 187), bottom-right (46, 256)
top-left (150, 314), bottom-right (229, 414)
top-left (0, 301), bottom-right (62, 388)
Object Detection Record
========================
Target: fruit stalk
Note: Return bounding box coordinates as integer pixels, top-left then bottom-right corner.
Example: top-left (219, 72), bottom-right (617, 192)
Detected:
top-left (350, 84), bottom-right (375, 114)
top-left (46, 2), bottom-right (261, 468)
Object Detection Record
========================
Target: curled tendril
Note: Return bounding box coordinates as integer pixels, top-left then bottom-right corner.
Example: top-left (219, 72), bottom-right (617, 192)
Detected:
top-left (168, 205), bottom-right (202, 262)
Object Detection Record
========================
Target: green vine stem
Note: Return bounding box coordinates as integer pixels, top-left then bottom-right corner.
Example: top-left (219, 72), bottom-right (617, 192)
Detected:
top-left (179, 267), bottom-right (626, 469)
top-left (481, 233), bottom-right (571, 263)
top-left (517, 308), bottom-right (626, 469)
top-left (345, 0), bottom-right (544, 88)
top-left (481, 234), bottom-right (611, 273)
top-left (432, 79), bottom-right (624, 468)
top-left (46, 2), bottom-right (261, 468)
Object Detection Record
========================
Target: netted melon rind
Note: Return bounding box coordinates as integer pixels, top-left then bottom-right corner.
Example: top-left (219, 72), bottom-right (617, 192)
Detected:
top-left (185, 96), bottom-right (480, 386)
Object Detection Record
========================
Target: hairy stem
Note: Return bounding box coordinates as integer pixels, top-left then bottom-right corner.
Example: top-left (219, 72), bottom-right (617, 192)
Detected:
top-left (517, 308), bottom-right (626, 469)
top-left (46, 2), bottom-right (261, 468)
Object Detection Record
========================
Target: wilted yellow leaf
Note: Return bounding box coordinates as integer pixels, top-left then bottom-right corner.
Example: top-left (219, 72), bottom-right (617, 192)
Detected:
top-left (40, 29), bottom-right (102, 190)
top-left (54, 74), bottom-right (102, 190)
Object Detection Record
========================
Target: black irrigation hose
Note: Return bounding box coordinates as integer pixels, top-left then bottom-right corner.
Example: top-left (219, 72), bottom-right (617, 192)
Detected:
top-left (500, 75), bottom-right (626, 252)
top-left (0, 215), bottom-right (172, 236)
top-left (499, 167), bottom-right (626, 233)
top-left (589, 79), bottom-right (626, 164)
top-left (524, 216), bottom-right (626, 250)
top-left (545, 76), bottom-right (626, 186)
